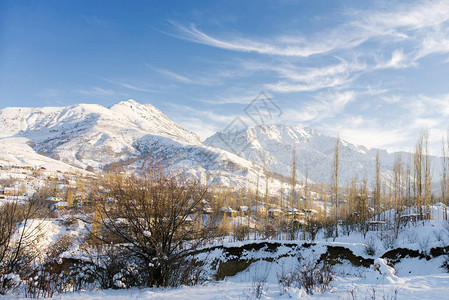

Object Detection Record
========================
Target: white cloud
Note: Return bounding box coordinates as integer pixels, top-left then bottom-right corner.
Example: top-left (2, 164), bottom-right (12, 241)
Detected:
top-left (145, 64), bottom-right (193, 83)
top-left (75, 87), bottom-right (124, 97)
top-left (240, 59), bottom-right (366, 93)
top-left (170, 21), bottom-right (364, 57)
top-left (416, 27), bottom-right (449, 59)
top-left (145, 63), bottom-right (221, 86)
top-left (354, 0), bottom-right (449, 33)
top-left (166, 102), bottom-right (252, 140)
top-left (282, 90), bottom-right (356, 122)
top-left (170, 1), bottom-right (449, 61)
top-left (163, 0), bottom-right (449, 153)
top-left (37, 88), bottom-right (60, 97)
top-left (99, 77), bottom-right (157, 92)
top-left (375, 49), bottom-right (414, 69)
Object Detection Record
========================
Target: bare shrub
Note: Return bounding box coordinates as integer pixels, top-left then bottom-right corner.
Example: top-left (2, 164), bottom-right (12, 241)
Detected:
top-left (260, 222), bottom-right (277, 240)
top-left (442, 255), bottom-right (449, 272)
top-left (418, 236), bottom-right (430, 255)
top-left (280, 220), bottom-right (301, 240)
top-left (277, 263), bottom-right (294, 295)
top-left (433, 230), bottom-right (444, 243)
top-left (364, 236), bottom-right (377, 256)
top-left (406, 231), bottom-right (418, 244)
top-left (21, 233), bottom-right (76, 298)
top-left (297, 258), bottom-right (333, 294)
top-left (367, 286), bottom-right (400, 300)
top-left (77, 238), bottom-right (140, 289)
top-left (380, 232), bottom-right (397, 250)
top-left (276, 257), bottom-right (333, 295)
top-left (22, 268), bottom-right (67, 298)
top-left (341, 220), bottom-right (354, 236)
top-left (443, 221), bottom-right (449, 238)
top-left (234, 225), bottom-right (250, 241)
top-left (306, 219), bottom-right (323, 241)
top-left (246, 264), bottom-right (269, 299)
top-left (323, 221), bottom-right (335, 239)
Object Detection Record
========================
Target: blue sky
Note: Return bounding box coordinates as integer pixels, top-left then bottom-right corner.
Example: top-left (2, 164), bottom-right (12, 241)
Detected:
top-left (1, 0), bottom-right (449, 154)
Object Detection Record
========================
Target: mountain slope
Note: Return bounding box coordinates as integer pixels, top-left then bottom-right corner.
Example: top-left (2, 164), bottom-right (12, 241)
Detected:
top-left (205, 124), bottom-right (442, 186)
top-left (0, 100), bottom-right (200, 168)
top-left (0, 100), bottom-right (271, 189)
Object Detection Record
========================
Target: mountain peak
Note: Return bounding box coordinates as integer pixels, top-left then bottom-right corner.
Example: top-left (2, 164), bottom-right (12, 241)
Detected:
top-left (109, 99), bottom-right (141, 108)
top-left (107, 99), bottom-right (200, 145)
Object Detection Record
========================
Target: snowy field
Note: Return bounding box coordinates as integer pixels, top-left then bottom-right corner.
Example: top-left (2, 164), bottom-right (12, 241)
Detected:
top-left (1, 249), bottom-right (447, 299)
top-left (0, 206), bottom-right (448, 299)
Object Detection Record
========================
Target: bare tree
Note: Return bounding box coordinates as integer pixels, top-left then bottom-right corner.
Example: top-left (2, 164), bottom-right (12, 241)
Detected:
top-left (375, 150), bottom-right (381, 222)
top-left (414, 133), bottom-right (424, 220)
top-left (89, 161), bottom-right (213, 287)
top-left (393, 154), bottom-right (403, 237)
top-left (0, 201), bottom-right (44, 294)
top-left (423, 130), bottom-right (431, 222)
top-left (332, 136), bottom-right (340, 239)
top-left (290, 143), bottom-right (297, 240)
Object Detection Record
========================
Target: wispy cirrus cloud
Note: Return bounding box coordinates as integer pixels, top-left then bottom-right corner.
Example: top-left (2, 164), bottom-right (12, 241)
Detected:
top-left (75, 87), bottom-right (125, 97)
top-left (374, 49), bottom-right (414, 69)
top-left (145, 63), bottom-right (193, 83)
top-left (163, 0), bottom-right (449, 152)
top-left (98, 77), bottom-right (158, 92)
top-left (169, 21), bottom-right (364, 58)
top-left (239, 58), bottom-right (365, 93)
top-left (352, 0), bottom-right (449, 33)
top-left (37, 88), bottom-right (60, 97)
top-left (166, 102), bottom-right (249, 140)
top-left (415, 26), bottom-right (449, 60)
top-left (320, 119), bottom-right (413, 152)
top-left (144, 63), bottom-right (221, 86)
top-left (281, 90), bottom-right (357, 123)
top-left (351, 0), bottom-right (449, 61)
top-left (170, 1), bottom-right (449, 63)
top-left (325, 91), bottom-right (449, 153)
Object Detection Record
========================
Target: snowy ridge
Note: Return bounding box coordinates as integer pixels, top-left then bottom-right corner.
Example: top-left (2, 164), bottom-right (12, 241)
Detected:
top-left (205, 124), bottom-right (443, 186)
top-left (0, 100), bottom-right (272, 189)
top-left (1, 100), bottom-right (443, 188)
top-left (0, 100), bottom-right (200, 168)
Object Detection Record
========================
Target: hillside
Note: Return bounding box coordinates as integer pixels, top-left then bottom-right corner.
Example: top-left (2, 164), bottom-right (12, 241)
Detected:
top-left (0, 100), bottom-right (270, 189)
top-left (205, 124), bottom-right (443, 186)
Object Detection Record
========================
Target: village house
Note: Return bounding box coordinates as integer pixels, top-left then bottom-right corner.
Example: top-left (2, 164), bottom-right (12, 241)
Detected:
top-left (302, 208), bottom-right (318, 218)
top-left (237, 205), bottom-right (249, 216)
top-left (283, 207), bottom-right (305, 220)
top-left (251, 205), bottom-right (267, 216)
top-left (268, 207), bottom-right (282, 218)
top-left (3, 187), bottom-right (19, 196)
top-left (220, 206), bottom-right (237, 217)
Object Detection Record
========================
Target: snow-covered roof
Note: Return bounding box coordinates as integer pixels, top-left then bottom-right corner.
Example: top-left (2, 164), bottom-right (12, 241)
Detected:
top-left (220, 206), bottom-right (236, 213)
top-left (55, 201), bottom-right (68, 207)
top-left (251, 205), bottom-right (265, 211)
top-left (46, 196), bottom-right (61, 202)
top-left (238, 205), bottom-right (249, 211)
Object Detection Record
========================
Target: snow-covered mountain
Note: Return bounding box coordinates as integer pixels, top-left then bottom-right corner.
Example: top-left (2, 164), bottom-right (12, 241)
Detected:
top-left (0, 100), bottom-right (443, 189)
top-left (205, 124), bottom-right (442, 186)
top-left (0, 100), bottom-right (200, 167)
top-left (0, 100), bottom-right (270, 189)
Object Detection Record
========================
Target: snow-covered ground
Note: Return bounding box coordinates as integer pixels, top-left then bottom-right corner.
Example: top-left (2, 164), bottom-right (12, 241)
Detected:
top-left (0, 205), bottom-right (447, 299)
top-left (1, 257), bottom-right (447, 299)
